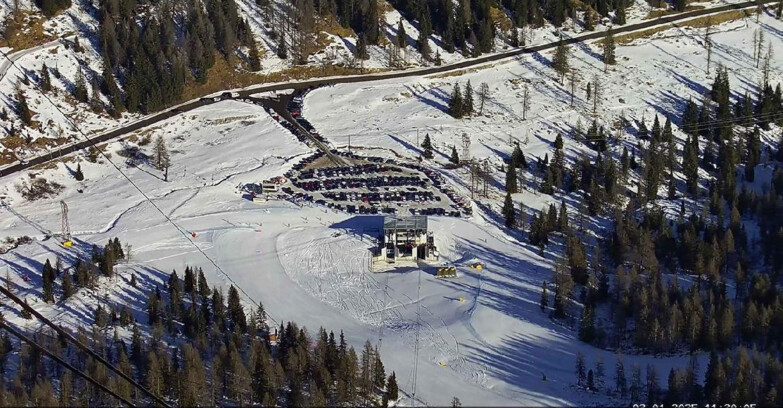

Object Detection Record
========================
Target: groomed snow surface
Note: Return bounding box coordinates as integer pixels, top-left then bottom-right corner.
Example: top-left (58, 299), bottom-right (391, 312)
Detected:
top-left (3, 13), bottom-right (783, 406)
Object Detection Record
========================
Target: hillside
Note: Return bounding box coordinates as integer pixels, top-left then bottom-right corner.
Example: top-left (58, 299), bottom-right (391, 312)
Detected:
top-left (0, 0), bottom-right (758, 166)
top-left (1, 3), bottom-right (782, 405)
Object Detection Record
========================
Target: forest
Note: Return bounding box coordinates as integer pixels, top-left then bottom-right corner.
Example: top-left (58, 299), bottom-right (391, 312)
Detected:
top-left (0, 238), bottom-right (397, 406)
top-left (476, 33), bottom-right (783, 405)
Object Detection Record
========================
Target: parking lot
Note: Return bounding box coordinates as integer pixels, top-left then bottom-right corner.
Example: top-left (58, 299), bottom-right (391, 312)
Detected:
top-left (282, 151), bottom-right (472, 217)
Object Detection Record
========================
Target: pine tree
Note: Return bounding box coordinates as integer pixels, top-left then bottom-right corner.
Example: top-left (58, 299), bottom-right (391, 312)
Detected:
top-left (615, 353), bottom-right (627, 396)
top-left (74, 163), bottom-right (84, 181)
top-left (505, 163), bottom-right (518, 193)
top-left (422, 133), bottom-right (433, 159)
top-left (40, 63), bottom-right (51, 92)
top-left (41, 259), bottom-right (54, 303)
top-left (397, 19), bottom-right (406, 49)
top-left (603, 27), bottom-right (616, 66)
top-left (464, 81), bottom-right (474, 115)
top-left (503, 193), bottom-right (516, 228)
top-left (552, 38), bottom-right (569, 83)
top-left (386, 371), bottom-right (398, 401)
top-left (90, 76), bottom-right (103, 112)
top-left (579, 302), bottom-right (595, 342)
top-left (62, 272), bottom-right (74, 299)
top-left (153, 135), bottom-right (170, 172)
top-left (198, 268), bottom-right (211, 297)
top-left (575, 352), bottom-right (586, 387)
top-left (277, 35), bottom-right (288, 59)
top-left (249, 40), bottom-right (262, 71)
top-left (448, 84), bottom-right (464, 118)
top-left (356, 34), bottom-right (369, 60)
top-left (74, 68), bottom-right (88, 103)
top-left (450, 146), bottom-right (460, 164)
top-left (17, 91), bottom-right (32, 126)
top-left (227, 285), bottom-right (247, 332)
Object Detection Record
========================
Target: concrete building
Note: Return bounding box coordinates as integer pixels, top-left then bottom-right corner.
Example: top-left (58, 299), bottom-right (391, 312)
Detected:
top-left (376, 215), bottom-right (436, 264)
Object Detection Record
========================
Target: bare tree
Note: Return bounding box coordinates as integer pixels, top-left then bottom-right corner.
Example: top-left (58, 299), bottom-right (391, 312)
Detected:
top-left (763, 41), bottom-right (773, 86)
top-left (478, 82), bottom-right (490, 114)
top-left (592, 75), bottom-right (601, 117)
top-left (522, 84), bottom-right (531, 120)
top-left (153, 135), bottom-right (171, 180)
top-left (569, 69), bottom-right (578, 107)
top-left (705, 18), bottom-right (713, 74)
top-left (753, 28), bottom-right (759, 64)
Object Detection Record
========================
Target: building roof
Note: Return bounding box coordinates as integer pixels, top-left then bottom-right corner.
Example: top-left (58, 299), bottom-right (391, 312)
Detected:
top-left (383, 215), bottom-right (428, 231)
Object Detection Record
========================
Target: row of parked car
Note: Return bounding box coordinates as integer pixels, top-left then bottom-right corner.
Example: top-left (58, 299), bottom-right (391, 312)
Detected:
top-left (299, 163), bottom-right (398, 179)
top-left (322, 190), bottom-right (437, 203)
top-left (292, 176), bottom-right (427, 192)
top-left (336, 152), bottom-right (473, 215)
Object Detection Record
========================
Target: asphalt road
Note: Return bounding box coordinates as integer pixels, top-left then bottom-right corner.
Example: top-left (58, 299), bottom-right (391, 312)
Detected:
top-left (0, 39), bottom-right (64, 83)
top-left (0, 0), bottom-right (772, 179)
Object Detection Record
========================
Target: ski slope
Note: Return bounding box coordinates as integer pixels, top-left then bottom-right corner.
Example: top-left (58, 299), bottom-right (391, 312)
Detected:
top-left (5, 13), bottom-right (783, 405)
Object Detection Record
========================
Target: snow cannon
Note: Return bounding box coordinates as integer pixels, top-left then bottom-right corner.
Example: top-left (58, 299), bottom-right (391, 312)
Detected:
top-left (63, 240), bottom-right (73, 248)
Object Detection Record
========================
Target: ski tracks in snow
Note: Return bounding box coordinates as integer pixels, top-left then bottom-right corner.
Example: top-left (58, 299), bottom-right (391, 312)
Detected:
top-left (277, 228), bottom-right (488, 390)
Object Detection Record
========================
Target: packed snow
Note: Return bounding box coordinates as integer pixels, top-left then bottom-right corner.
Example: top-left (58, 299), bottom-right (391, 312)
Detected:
top-left (4, 11), bottom-right (783, 407)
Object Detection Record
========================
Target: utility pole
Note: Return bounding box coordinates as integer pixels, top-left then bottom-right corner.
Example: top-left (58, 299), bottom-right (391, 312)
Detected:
top-left (416, 128), bottom-right (419, 147)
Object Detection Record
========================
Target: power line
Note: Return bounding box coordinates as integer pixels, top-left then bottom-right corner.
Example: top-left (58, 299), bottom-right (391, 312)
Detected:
top-left (0, 285), bottom-right (171, 407)
top-left (0, 45), bottom-right (278, 327)
top-left (0, 319), bottom-right (136, 407)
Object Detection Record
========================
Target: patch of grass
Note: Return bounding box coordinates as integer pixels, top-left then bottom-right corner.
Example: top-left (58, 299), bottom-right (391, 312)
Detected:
top-left (265, 64), bottom-right (388, 82)
top-left (317, 16), bottom-right (354, 38)
top-left (426, 63), bottom-right (497, 79)
top-left (490, 7), bottom-right (514, 32)
top-left (0, 10), bottom-right (55, 51)
top-left (645, 5), bottom-right (706, 19)
top-left (0, 150), bottom-right (17, 166)
top-left (615, 9), bottom-right (750, 44)
top-left (181, 53), bottom-right (262, 101)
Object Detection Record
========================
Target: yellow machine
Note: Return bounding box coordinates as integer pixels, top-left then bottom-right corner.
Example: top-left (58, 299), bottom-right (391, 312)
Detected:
top-left (470, 262), bottom-right (483, 270)
top-left (436, 266), bottom-right (457, 278)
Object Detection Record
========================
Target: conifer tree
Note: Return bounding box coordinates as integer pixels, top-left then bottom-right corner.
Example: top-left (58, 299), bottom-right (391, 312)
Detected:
top-left (40, 64), bottom-right (51, 92)
top-left (17, 90), bottom-right (32, 126)
top-left (62, 272), bottom-right (74, 299)
top-left (464, 81), bottom-right (474, 115)
top-left (503, 192), bottom-right (516, 228)
top-left (249, 40), bottom-right (262, 71)
top-left (505, 163), bottom-right (518, 193)
top-left (603, 27), bottom-right (616, 66)
top-left (552, 38), bottom-right (569, 83)
top-left (450, 146), bottom-right (460, 164)
top-left (615, 353), bottom-right (627, 396)
top-left (356, 34), bottom-right (369, 60)
top-left (397, 19), bottom-right (406, 49)
top-left (277, 35), bottom-right (288, 59)
top-left (228, 285), bottom-right (247, 332)
top-left (540, 281), bottom-right (548, 311)
top-left (575, 352), bottom-right (586, 386)
top-left (153, 135), bottom-right (170, 172)
top-left (74, 163), bottom-right (84, 181)
top-left (41, 260), bottom-right (55, 303)
top-left (448, 84), bottom-right (464, 118)
top-left (421, 133), bottom-right (433, 159)
top-left (74, 68), bottom-right (89, 103)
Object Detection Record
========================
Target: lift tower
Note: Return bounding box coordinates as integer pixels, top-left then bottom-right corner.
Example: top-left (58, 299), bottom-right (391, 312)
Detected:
top-left (60, 200), bottom-right (72, 247)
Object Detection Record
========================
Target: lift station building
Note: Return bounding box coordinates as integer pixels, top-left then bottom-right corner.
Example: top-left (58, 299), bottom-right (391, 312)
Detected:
top-left (376, 215), bottom-right (437, 264)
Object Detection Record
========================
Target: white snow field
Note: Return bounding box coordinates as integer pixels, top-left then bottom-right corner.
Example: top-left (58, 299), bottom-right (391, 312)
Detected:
top-left (3, 12), bottom-right (783, 406)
